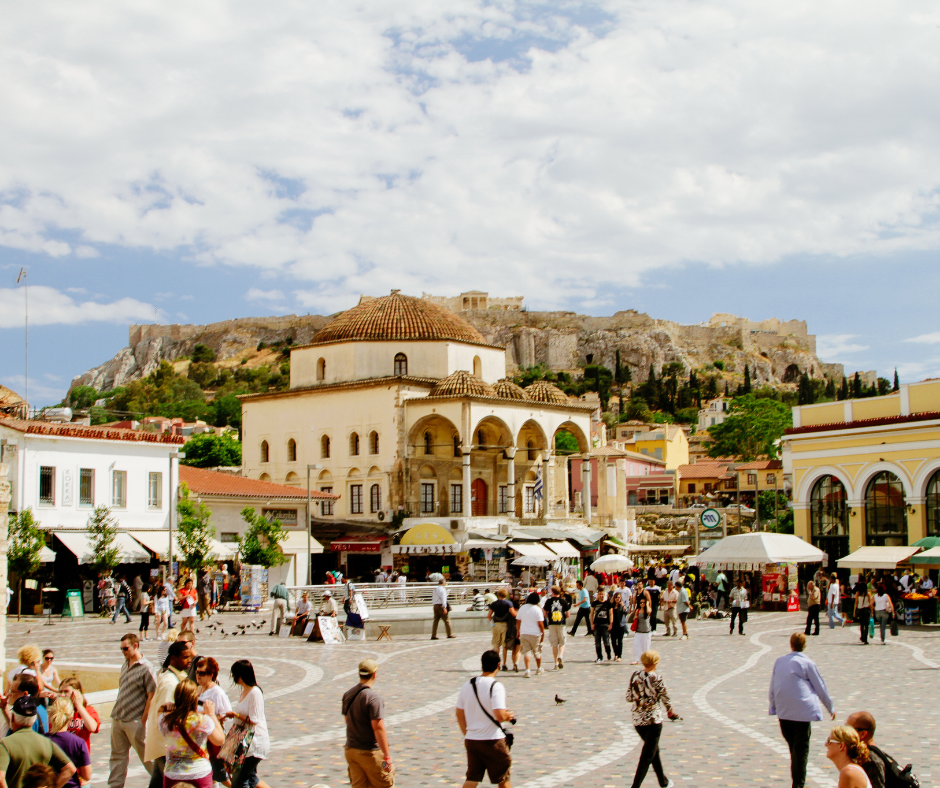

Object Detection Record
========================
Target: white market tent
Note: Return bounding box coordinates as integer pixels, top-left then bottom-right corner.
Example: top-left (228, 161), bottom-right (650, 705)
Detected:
top-left (509, 542), bottom-right (557, 559)
top-left (837, 546), bottom-right (921, 570)
top-left (127, 530), bottom-right (240, 562)
top-left (688, 533), bottom-right (825, 570)
top-left (542, 540), bottom-right (580, 558)
top-left (54, 531), bottom-right (150, 564)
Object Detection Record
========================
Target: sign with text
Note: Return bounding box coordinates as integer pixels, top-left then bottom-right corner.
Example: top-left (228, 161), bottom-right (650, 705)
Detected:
top-left (700, 508), bottom-right (721, 530)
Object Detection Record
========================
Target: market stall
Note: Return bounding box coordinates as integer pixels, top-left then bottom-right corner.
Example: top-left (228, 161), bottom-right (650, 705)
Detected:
top-left (905, 546), bottom-right (940, 624)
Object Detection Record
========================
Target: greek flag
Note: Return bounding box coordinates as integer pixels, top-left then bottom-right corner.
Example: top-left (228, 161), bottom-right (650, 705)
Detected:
top-left (534, 464), bottom-right (543, 501)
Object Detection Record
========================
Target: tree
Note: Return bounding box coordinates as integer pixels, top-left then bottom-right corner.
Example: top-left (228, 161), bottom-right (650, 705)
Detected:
top-left (798, 373), bottom-right (816, 406)
top-left (554, 431), bottom-right (580, 455)
top-left (67, 386), bottom-right (98, 410)
top-left (86, 506), bottom-right (121, 578)
top-left (176, 483), bottom-right (217, 570)
top-left (893, 369), bottom-right (900, 392)
top-left (839, 376), bottom-right (849, 401)
top-left (181, 432), bottom-right (242, 468)
top-left (239, 507), bottom-right (290, 568)
top-left (188, 361), bottom-right (217, 388)
top-left (852, 372), bottom-right (862, 399)
top-left (8, 508), bottom-right (45, 621)
top-left (742, 365), bottom-right (752, 395)
top-left (210, 394), bottom-right (242, 429)
top-left (191, 344), bottom-right (217, 363)
top-left (824, 377), bottom-right (836, 400)
top-left (706, 395), bottom-right (792, 461)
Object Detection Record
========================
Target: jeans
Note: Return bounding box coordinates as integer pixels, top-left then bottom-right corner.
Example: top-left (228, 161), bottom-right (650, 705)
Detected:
top-left (827, 603), bottom-right (843, 628)
top-left (779, 719), bottom-right (811, 788)
top-left (875, 609), bottom-right (891, 641)
top-left (649, 602), bottom-right (659, 631)
top-left (610, 626), bottom-right (625, 658)
top-left (715, 589), bottom-right (730, 610)
top-left (804, 605), bottom-right (820, 635)
top-left (631, 723), bottom-right (668, 788)
top-left (594, 626), bottom-right (611, 659)
top-left (230, 756), bottom-right (261, 788)
top-left (729, 608), bottom-right (747, 633)
top-left (569, 607), bottom-right (593, 635)
top-left (856, 606), bottom-right (870, 644)
top-left (112, 597), bottom-right (131, 623)
top-left (147, 756), bottom-right (165, 788)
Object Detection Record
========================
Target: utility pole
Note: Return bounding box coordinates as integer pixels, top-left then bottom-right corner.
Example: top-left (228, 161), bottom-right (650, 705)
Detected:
top-left (16, 269), bottom-right (27, 415)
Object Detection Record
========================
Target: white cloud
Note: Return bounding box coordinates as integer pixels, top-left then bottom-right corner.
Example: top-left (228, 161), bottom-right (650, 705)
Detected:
top-left (246, 288), bottom-right (287, 302)
top-left (0, 286), bottom-right (160, 328)
top-left (1, 2), bottom-right (940, 308)
top-left (904, 331), bottom-right (940, 344)
top-left (817, 334), bottom-right (869, 360)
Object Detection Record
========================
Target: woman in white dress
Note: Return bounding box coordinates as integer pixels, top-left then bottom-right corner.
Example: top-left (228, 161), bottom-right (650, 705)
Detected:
top-left (631, 596), bottom-right (653, 665)
top-left (155, 586), bottom-right (171, 638)
top-left (824, 725), bottom-right (873, 788)
top-left (195, 657), bottom-right (232, 786)
top-left (397, 572), bottom-right (407, 602)
top-left (222, 660), bottom-right (271, 788)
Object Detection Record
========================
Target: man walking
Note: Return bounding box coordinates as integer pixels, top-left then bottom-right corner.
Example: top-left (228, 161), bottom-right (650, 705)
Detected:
top-left (590, 589), bottom-right (613, 662)
top-left (431, 578), bottom-right (455, 640)
top-left (543, 586), bottom-right (569, 669)
top-left (769, 633), bottom-right (835, 788)
top-left (0, 697), bottom-right (76, 788)
top-left (143, 640), bottom-right (194, 788)
top-left (342, 659), bottom-right (394, 788)
top-left (568, 581), bottom-right (593, 636)
top-left (456, 650), bottom-right (513, 788)
top-left (269, 580), bottom-right (291, 635)
top-left (827, 573), bottom-right (844, 629)
top-left (111, 575), bottom-right (132, 625)
top-left (516, 593), bottom-right (545, 678)
top-left (715, 570), bottom-right (730, 610)
top-left (845, 712), bottom-right (885, 788)
top-left (661, 580), bottom-right (679, 637)
top-left (488, 589), bottom-right (516, 669)
top-left (729, 578), bottom-right (748, 636)
top-left (675, 580), bottom-right (691, 640)
top-left (109, 635), bottom-right (156, 788)
top-left (645, 579), bottom-right (661, 634)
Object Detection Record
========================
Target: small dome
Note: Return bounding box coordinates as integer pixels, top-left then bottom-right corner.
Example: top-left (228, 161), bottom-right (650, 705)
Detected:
top-left (312, 291), bottom-right (487, 345)
top-left (524, 380), bottom-right (569, 406)
top-left (430, 370), bottom-right (497, 398)
top-left (493, 379), bottom-right (529, 401)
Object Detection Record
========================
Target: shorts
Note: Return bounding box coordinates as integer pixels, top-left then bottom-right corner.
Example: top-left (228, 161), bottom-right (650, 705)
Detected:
top-left (180, 608), bottom-right (196, 618)
top-left (491, 621), bottom-right (508, 650)
top-left (465, 738), bottom-right (512, 784)
top-left (678, 612), bottom-right (688, 623)
top-left (519, 634), bottom-right (542, 659)
top-left (547, 626), bottom-right (567, 648)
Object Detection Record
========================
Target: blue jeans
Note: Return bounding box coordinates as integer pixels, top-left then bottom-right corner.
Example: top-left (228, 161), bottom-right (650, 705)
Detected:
top-left (231, 756), bottom-right (261, 788)
top-left (827, 604), bottom-right (843, 629)
top-left (112, 597), bottom-right (131, 623)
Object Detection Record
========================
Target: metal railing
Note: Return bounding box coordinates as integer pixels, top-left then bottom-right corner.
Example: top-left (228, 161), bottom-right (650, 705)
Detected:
top-left (286, 581), bottom-right (504, 610)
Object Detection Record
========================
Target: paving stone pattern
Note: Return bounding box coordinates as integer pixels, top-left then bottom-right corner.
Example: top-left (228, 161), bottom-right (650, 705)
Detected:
top-left (8, 611), bottom-right (938, 788)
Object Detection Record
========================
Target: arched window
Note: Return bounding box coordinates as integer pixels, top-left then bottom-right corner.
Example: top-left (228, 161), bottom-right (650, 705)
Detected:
top-left (865, 471), bottom-right (906, 546)
top-left (810, 475), bottom-right (849, 562)
top-left (394, 353), bottom-right (407, 376)
top-left (316, 358), bottom-right (326, 381)
top-left (927, 470), bottom-right (940, 537)
top-left (287, 439), bottom-right (297, 462)
top-left (350, 432), bottom-right (360, 456)
top-left (527, 440), bottom-right (535, 461)
top-left (473, 355), bottom-right (482, 377)
top-left (424, 431), bottom-right (433, 455)
top-left (453, 434), bottom-right (461, 458)
top-left (478, 429), bottom-right (486, 449)
top-left (369, 431), bottom-right (379, 455)
top-left (260, 441), bottom-right (269, 463)
top-left (321, 434), bottom-right (330, 459)
top-left (370, 484), bottom-right (382, 513)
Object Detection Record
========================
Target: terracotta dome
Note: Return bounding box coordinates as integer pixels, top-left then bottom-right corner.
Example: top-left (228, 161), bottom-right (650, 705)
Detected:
top-left (524, 380), bottom-right (570, 406)
top-left (493, 379), bottom-right (529, 401)
top-left (429, 371), bottom-right (497, 398)
top-left (312, 291), bottom-right (487, 345)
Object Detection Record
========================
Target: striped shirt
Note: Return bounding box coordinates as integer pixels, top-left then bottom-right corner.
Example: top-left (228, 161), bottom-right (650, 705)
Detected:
top-left (112, 657), bottom-right (156, 722)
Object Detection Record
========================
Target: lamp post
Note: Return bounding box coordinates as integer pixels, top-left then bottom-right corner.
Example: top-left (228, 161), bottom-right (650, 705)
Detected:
top-left (168, 450), bottom-right (185, 582)
top-left (306, 463), bottom-right (322, 585)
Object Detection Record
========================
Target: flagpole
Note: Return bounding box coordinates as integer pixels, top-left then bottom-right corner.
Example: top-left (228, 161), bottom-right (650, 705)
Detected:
top-left (16, 269), bottom-right (27, 416)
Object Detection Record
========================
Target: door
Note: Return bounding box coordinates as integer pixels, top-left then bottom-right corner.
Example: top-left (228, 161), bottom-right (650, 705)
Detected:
top-left (471, 478), bottom-right (488, 516)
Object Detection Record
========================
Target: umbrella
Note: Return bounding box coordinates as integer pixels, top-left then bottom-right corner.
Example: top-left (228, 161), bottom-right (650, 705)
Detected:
top-left (590, 554), bottom-right (635, 572)
top-left (511, 556), bottom-right (549, 567)
top-left (911, 546), bottom-right (940, 565)
top-left (687, 533), bottom-right (825, 569)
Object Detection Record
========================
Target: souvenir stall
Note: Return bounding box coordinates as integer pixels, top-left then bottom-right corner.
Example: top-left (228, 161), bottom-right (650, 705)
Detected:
top-left (391, 523), bottom-right (462, 580)
top-left (905, 546), bottom-right (940, 624)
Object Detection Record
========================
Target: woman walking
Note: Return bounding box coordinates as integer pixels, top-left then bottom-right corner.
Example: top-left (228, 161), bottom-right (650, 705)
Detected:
top-left (222, 660), bottom-right (271, 788)
top-left (729, 578), bottom-right (748, 636)
top-left (631, 597), bottom-right (652, 665)
top-left (610, 591), bottom-right (628, 662)
top-left (155, 586), bottom-right (171, 639)
top-left (194, 657), bottom-right (231, 787)
top-left (158, 679), bottom-right (224, 788)
top-left (178, 578), bottom-right (198, 634)
top-left (854, 577), bottom-right (873, 645)
top-left (824, 725), bottom-right (872, 787)
top-left (804, 580), bottom-right (821, 636)
top-left (40, 650), bottom-right (60, 690)
top-left (139, 584), bottom-right (153, 641)
top-left (626, 650), bottom-right (678, 788)
top-left (872, 584), bottom-right (895, 645)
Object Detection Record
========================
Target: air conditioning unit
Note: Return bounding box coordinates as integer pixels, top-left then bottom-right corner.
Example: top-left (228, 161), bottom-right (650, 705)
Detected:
top-left (498, 522), bottom-right (511, 536)
top-left (450, 520), bottom-right (459, 530)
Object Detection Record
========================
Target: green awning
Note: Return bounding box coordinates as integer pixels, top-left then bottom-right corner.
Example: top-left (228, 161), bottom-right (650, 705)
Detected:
top-left (912, 537), bottom-right (940, 550)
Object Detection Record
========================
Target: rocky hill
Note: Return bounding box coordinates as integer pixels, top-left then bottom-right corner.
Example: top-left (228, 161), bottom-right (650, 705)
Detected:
top-left (71, 304), bottom-right (842, 394)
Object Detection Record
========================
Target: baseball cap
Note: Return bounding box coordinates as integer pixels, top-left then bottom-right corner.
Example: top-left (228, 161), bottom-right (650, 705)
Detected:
top-left (358, 659), bottom-right (379, 678)
top-left (12, 696), bottom-right (38, 718)
top-left (323, 590), bottom-right (332, 597)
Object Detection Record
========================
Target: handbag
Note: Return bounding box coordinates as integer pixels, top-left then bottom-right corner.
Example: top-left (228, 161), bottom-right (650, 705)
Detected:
top-left (630, 614), bottom-right (638, 633)
top-left (218, 720), bottom-right (254, 769)
top-left (470, 678), bottom-right (513, 750)
top-left (890, 615), bottom-right (899, 637)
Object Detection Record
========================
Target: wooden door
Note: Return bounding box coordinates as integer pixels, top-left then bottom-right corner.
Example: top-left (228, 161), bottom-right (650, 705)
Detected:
top-left (471, 478), bottom-right (487, 516)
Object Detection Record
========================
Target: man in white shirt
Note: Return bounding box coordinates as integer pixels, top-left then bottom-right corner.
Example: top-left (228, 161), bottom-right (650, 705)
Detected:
top-left (668, 566), bottom-right (682, 585)
top-left (431, 579), bottom-right (455, 640)
top-left (516, 592), bottom-right (546, 678)
top-left (455, 650), bottom-right (513, 788)
top-left (826, 573), bottom-right (844, 629)
top-left (899, 569), bottom-right (913, 592)
top-left (661, 581), bottom-right (679, 637)
top-left (583, 572), bottom-right (598, 595)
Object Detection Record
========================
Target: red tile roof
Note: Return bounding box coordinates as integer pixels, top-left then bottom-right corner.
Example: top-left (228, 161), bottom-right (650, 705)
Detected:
top-left (179, 466), bottom-right (338, 499)
top-left (0, 418), bottom-right (186, 445)
top-left (785, 411), bottom-right (940, 436)
top-left (677, 463), bottom-right (734, 479)
top-left (734, 459), bottom-right (783, 470)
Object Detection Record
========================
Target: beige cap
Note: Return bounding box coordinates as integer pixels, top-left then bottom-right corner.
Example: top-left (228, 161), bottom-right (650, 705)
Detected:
top-left (358, 659), bottom-right (379, 677)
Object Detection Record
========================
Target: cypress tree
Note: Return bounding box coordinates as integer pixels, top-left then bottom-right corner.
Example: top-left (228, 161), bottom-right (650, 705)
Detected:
top-left (825, 377), bottom-right (836, 399)
top-left (893, 369), bottom-right (900, 392)
top-left (839, 376), bottom-right (849, 401)
top-left (615, 350), bottom-right (622, 385)
top-left (853, 371), bottom-right (862, 399)
top-left (743, 364), bottom-right (752, 394)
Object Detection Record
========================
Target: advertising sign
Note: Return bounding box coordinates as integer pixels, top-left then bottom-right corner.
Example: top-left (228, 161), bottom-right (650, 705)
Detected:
top-left (63, 589), bottom-right (84, 618)
top-left (700, 509), bottom-right (722, 530)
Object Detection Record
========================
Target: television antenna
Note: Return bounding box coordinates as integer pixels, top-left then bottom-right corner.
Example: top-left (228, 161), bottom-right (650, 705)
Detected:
top-left (16, 268), bottom-right (27, 416)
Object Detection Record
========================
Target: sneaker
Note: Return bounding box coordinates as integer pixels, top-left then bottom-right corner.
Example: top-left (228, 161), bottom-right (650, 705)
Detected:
top-left (739, 631), bottom-right (745, 636)
top-left (501, 665), bottom-right (508, 671)
top-left (524, 670), bottom-right (531, 678)
top-left (594, 658), bottom-right (602, 664)
top-left (662, 780), bottom-right (675, 788)
top-left (558, 658), bottom-right (564, 669)
top-left (681, 634), bottom-right (689, 640)
top-left (536, 667), bottom-right (544, 675)
top-left (513, 665), bottom-right (519, 673)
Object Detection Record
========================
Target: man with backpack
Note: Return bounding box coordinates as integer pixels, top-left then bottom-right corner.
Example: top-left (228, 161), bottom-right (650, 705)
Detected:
top-left (846, 710), bottom-right (919, 788)
top-left (543, 586), bottom-right (570, 669)
top-left (342, 659), bottom-right (394, 787)
top-left (455, 650), bottom-right (514, 788)
top-left (111, 575), bottom-right (133, 625)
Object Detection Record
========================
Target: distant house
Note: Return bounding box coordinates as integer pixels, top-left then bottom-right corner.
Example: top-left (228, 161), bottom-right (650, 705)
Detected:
top-left (697, 397), bottom-right (730, 432)
top-left (610, 422), bottom-right (689, 470)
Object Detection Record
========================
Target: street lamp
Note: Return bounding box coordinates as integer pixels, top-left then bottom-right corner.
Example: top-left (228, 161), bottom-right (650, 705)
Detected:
top-left (168, 450), bottom-right (185, 582)
top-left (306, 463), bottom-right (322, 585)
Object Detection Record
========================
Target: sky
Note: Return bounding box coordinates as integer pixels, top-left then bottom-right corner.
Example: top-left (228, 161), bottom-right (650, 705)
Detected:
top-left (1, 0), bottom-right (939, 407)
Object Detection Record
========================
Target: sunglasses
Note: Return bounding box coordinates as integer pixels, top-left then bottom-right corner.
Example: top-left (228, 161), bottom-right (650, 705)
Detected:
top-left (196, 670), bottom-right (212, 676)
top-left (120, 646), bottom-right (132, 652)
top-left (44, 656), bottom-right (54, 661)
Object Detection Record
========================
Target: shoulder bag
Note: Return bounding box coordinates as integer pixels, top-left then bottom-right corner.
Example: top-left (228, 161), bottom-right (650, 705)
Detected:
top-left (469, 678), bottom-right (513, 749)
top-left (177, 723), bottom-right (210, 761)
top-left (218, 716), bottom-right (255, 770)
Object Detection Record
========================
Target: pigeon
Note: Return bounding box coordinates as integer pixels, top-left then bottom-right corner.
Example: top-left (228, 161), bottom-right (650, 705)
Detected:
top-left (554, 695), bottom-right (566, 705)
top-left (196, 629), bottom-right (200, 634)
top-left (25, 630), bottom-right (30, 635)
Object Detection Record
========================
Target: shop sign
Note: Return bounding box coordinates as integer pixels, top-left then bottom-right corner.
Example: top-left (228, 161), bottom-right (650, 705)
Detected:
top-left (392, 544), bottom-right (459, 555)
top-left (331, 540), bottom-right (383, 553)
top-left (700, 509), bottom-right (721, 529)
top-left (484, 548), bottom-right (494, 561)
top-left (263, 508), bottom-right (298, 526)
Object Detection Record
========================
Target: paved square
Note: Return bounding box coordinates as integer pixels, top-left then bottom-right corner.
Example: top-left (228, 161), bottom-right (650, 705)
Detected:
top-left (9, 610), bottom-right (939, 788)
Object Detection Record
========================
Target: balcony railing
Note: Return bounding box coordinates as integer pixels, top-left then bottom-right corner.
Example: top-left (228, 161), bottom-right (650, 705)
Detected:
top-left (286, 581), bottom-right (493, 610)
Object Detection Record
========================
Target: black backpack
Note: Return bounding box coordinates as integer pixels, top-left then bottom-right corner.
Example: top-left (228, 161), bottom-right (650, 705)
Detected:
top-left (869, 744), bottom-right (919, 788)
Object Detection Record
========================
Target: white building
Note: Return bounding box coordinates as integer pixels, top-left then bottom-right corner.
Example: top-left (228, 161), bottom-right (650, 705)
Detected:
top-left (697, 397), bottom-right (730, 432)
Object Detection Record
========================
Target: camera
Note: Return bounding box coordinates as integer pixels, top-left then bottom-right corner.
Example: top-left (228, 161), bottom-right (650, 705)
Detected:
top-left (508, 717), bottom-right (517, 726)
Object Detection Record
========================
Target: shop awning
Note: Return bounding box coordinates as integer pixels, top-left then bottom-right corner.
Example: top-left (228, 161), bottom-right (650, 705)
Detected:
top-left (911, 546), bottom-right (940, 565)
top-left (509, 542), bottom-right (557, 559)
top-left (331, 537), bottom-right (385, 553)
top-left (460, 539), bottom-right (509, 550)
top-left (399, 522), bottom-right (457, 546)
top-left (688, 533), bottom-right (825, 568)
top-left (39, 546), bottom-right (56, 563)
top-left (127, 530), bottom-right (239, 561)
top-left (602, 540), bottom-right (630, 555)
top-left (629, 544), bottom-right (691, 554)
top-left (54, 531), bottom-right (150, 565)
top-left (278, 530), bottom-right (324, 554)
top-left (393, 543), bottom-right (462, 555)
top-left (542, 540), bottom-right (580, 558)
top-left (837, 546), bottom-right (920, 570)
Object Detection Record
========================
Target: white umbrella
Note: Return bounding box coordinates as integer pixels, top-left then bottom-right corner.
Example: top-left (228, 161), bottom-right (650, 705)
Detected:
top-left (511, 556), bottom-right (549, 567)
top-left (687, 532), bottom-right (825, 569)
top-left (590, 554), bottom-right (635, 572)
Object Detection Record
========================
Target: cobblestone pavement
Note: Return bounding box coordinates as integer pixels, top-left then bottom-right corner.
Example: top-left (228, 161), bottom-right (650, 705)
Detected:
top-left (7, 610), bottom-right (939, 788)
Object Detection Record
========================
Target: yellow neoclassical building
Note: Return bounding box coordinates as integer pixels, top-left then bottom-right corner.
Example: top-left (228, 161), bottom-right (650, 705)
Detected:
top-left (783, 379), bottom-right (940, 566)
top-left (240, 291), bottom-right (594, 537)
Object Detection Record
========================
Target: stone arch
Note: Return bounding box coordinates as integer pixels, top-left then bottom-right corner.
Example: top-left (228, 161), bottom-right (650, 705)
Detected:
top-left (259, 473), bottom-right (271, 482)
top-left (285, 471), bottom-right (300, 487)
top-left (260, 440), bottom-right (269, 463)
top-left (552, 421), bottom-right (590, 454)
top-left (472, 416), bottom-right (513, 452)
top-left (473, 355), bottom-right (482, 377)
top-left (318, 469), bottom-right (332, 481)
top-left (316, 357), bottom-right (326, 381)
top-left (913, 458), bottom-right (940, 499)
top-left (517, 419), bottom-right (549, 455)
top-left (287, 438), bottom-right (297, 462)
top-left (419, 465), bottom-right (437, 479)
top-left (367, 465), bottom-right (382, 477)
top-left (369, 431), bottom-right (379, 455)
top-left (856, 461), bottom-right (913, 499)
top-left (796, 465), bottom-right (856, 504)
top-left (320, 434), bottom-right (331, 459)
top-left (408, 414), bottom-right (461, 458)
top-left (348, 467), bottom-right (362, 478)
top-left (349, 432), bottom-right (360, 456)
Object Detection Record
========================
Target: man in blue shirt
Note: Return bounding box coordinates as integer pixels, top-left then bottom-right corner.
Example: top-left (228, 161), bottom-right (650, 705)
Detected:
top-left (769, 632), bottom-right (835, 788)
top-left (567, 581), bottom-right (593, 636)
top-left (1, 675), bottom-right (49, 735)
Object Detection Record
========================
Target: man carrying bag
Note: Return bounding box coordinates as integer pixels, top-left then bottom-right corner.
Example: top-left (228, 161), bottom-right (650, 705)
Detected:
top-left (456, 650), bottom-right (514, 788)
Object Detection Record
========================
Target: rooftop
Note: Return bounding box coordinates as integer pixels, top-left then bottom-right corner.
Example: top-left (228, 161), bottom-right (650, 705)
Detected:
top-left (677, 463), bottom-right (734, 479)
top-left (0, 418), bottom-right (186, 445)
top-left (179, 466), bottom-right (338, 499)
